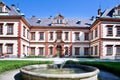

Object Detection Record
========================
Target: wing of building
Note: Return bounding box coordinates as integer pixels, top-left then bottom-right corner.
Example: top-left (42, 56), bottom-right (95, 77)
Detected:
top-left (0, 1), bottom-right (120, 59)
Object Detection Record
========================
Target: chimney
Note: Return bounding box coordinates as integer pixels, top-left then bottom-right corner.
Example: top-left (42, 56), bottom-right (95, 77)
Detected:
top-left (98, 9), bottom-right (102, 16)
top-left (91, 16), bottom-right (94, 21)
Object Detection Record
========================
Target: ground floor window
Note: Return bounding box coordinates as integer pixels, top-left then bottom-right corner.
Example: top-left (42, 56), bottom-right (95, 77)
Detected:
top-left (75, 47), bottom-right (80, 55)
top-left (106, 45), bottom-right (113, 55)
top-left (39, 47), bottom-right (44, 55)
top-left (116, 46), bottom-right (120, 55)
top-left (84, 47), bottom-right (89, 55)
top-left (7, 44), bottom-right (13, 54)
top-left (95, 46), bottom-right (98, 55)
top-left (91, 47), bottom-right (93, 55)
top-left (31, 47), bottom-right (35, 55)
top-left (0, 44), bottom-right (2, 55)
top-left (49, 47), bottom-right (53, 55)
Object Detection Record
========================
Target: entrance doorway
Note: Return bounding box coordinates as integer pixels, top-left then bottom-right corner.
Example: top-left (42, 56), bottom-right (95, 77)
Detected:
top-left (56, 45), bottom-right (62, 57)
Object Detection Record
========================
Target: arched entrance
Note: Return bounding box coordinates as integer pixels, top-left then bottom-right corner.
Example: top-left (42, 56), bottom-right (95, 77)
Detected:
top-left (56, 45), bottom-right (62, 57)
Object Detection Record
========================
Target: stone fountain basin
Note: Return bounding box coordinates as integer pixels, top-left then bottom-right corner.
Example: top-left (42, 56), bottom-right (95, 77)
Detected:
top-left (20, 64), bottom-right (99, 80)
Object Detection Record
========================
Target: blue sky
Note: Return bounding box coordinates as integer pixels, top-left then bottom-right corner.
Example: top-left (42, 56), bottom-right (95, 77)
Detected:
top-left (2, 0), bottom-right (120, 18)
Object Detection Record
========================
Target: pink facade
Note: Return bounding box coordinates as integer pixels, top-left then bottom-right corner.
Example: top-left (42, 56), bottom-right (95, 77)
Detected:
top-left (0, 2), bottom-right (120, 59)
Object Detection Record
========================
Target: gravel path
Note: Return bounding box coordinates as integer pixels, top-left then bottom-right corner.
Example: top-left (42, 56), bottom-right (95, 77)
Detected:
top-left (0, 69), bottom-right (120, 80)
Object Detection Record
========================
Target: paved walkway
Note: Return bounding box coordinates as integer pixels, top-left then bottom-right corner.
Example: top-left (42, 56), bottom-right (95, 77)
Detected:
top-left (0, 58), bottom-right (120, 62)
top-left (0, 69), bottom-right (120, 80)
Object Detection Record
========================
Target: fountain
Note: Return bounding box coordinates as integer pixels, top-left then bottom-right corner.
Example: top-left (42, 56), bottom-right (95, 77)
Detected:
top-left (20, 60), bottom-right (99, 80)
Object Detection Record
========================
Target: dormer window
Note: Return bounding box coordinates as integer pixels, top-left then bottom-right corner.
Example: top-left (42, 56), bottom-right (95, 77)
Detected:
top-left (57, 19), bottom-right (63, 24)
top-left (76, 20), bottom-right (81, 24)
top-left (37, 19), bottom-right (41, 24)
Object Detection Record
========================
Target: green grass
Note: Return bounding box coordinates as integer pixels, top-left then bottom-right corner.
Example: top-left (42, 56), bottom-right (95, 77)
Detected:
top-left (0, 60), bottom-right (52, 73)
top-left (66, 60), bottom-right (120, 76)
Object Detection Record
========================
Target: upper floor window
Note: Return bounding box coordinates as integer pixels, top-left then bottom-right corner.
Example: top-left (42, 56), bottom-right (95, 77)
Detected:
top-left (0, 6), bottom-right (2, 12)
top-left (39, 32), bottom-right (44, 40)
top-left (7, 24), bottom-right (14, 35)
top-left (57, 33), bottom-right (62, 39)
top-left (31, 32), bottom-right (35, 40)
top-left (7, 44), bottom-right (13, 54)
top-left (0, 23), bottom-right (3, 34)
top-left (27, 30), bottom-right (29, 39)
top-left (91, 31), bottom-right (93, 40)
top-left (95, 28), bottom-right (98, 37)
top-left (107, 25), bottom-right (113, 36)
top-left (50, 32), bottom-right (53, 40)
top-left (75, 32), bottom-right (80, 41)
top-left (118, 10), bottom-right (120, 15)
top-left (75, 47), bottom-right (80, 55)
top-left (106, 45), bottom-right (113, 55)
top-left (116, 26), bottom-right (120, 36)
top-left (84, 33), bottom-right (89, 40)
top-left (57, 19), bottom-right (63, 24)
top-left (23, 26), bottom-right (26, 37)
top-left (65, 32), bottom-right (68, 40)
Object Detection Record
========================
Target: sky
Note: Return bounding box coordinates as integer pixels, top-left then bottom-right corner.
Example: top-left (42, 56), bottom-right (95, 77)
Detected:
top-left (2, 0), bottom-right (120, 18)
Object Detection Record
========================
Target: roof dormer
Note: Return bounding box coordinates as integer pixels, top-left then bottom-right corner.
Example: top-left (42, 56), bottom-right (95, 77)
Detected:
top-left (0, 1), bottom-right (9, 15)
top-left (52, 14), bottom-right (67, 26)
top-left (113, 4), bottom-right (120, 18)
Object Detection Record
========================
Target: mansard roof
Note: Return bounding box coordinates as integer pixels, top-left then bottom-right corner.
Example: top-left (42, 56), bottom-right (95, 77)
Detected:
top-left (27, 16), bottom-right (93, 27)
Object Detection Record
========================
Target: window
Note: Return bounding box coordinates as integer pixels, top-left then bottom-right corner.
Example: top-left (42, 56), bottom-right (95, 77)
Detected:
top-left (84, 48), bottom-right (89, 55)
top-left (40, 32), bottom-right (44, 40)
top-left (84, 33), bottom-right (89, 40)
top-left (31, 32), bottom-right (35, 40)
top-left (57, 33), bottom-right (62, 39)
top-left (91, 31), bottom-right (93, 40)
top-left (107, 25), bottom-right (113, 36)
top-left (57, 19), bottom-right (62, 24)
top-left (23, 45), bottom-right (25, 54)
top-left (75, 47), bottom-right (80, 55)
top-left (116, 46), bottom-right (120, 55)
top-left (95, 46), bottom-right (98, 55)
top-left (65, 32), bottom-right (68, 40)
top-left (106, 45), bottom-right (113, 55)
top-left (91, 47), bottom-right (93, 55)
top-left (27, 46), bottom-right (29, 55)
top-left (39, 47), bottom-right (44, 55)
top-left (0, 44), bottom-right (2, 54)
top-left (0, 24), bottom-right (3, 34)
top-left (65, 47), bottom-right (69, 55)
top-left (95, 28), bottom-right (98, 37)
top-left (75, 33), bottom-right (80, 41)
top-left (50, 32), bottom-right (53, 40)
top-left (27, 30), bottom-right (29, 39)
top-left (116, 26), bottom-right (120, 36)
top-left (7, 24), bottom-right (13, 35)
top-left (23, 26), bottom-right (26, 37)
top-left (31, 47), bottom-right (35, 55)
top-left (118, 10), bottom-right (120, 15)
top-left (7, 44), bottom-right (13, 54)
top-left (0, 7), bottom-right (2, 12)
top-left (49, 47), bottom-right (53, 55)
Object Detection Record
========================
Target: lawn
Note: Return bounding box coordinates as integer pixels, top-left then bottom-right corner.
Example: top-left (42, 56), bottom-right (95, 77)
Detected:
top-left (0, 60), bottom-right (52, 73)
top-left (66, 60), bottom-right (120, 76)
